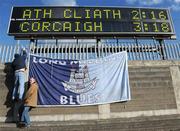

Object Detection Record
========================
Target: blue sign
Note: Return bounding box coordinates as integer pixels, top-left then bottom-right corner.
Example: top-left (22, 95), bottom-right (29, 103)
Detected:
top-left (29, 52), bottom-right (131, 106)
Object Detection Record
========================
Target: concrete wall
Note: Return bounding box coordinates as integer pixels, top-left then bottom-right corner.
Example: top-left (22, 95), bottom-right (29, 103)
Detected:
top-left (0, 61), bottom-right (180, 122)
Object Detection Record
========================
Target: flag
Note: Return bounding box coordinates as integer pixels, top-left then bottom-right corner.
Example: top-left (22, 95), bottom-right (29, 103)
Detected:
top-left (29, 51), bottom-right (131, 106)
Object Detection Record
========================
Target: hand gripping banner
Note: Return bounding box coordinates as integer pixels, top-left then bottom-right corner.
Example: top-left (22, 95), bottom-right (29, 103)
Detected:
top-left (29, 51), bottom-right (131, 106)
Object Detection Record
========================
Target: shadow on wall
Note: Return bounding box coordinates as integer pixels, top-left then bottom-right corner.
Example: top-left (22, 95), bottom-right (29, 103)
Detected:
top-left (3, 63), bottom-right (14, 122)
top-left (3, 63), bottom-right (29, 123)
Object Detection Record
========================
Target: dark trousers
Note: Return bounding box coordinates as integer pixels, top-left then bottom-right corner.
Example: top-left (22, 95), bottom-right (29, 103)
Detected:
top-left (13, 100), bottom-right (23, 123)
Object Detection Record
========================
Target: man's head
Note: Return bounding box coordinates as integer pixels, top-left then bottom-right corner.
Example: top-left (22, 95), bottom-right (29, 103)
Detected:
top-left (22, 48), bottom-right (26, 54)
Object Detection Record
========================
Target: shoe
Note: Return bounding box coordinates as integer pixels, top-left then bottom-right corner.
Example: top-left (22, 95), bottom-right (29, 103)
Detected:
top-left (17, 122), bottom-right (25, 128)
top-left (19, 121), bottom-right (25, 125)
top-left (25, 124), bottom-right (30, 128)
top-left (18, 124), bottom-right (30, 128)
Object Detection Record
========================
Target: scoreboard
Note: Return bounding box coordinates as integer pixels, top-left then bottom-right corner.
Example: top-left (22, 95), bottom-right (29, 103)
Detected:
top-left (8, 6), bottom-right (176, 39)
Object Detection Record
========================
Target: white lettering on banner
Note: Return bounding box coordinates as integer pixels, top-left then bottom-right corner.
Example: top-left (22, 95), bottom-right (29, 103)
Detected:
top-left (32, 53), bottom-right (123, 65)
top-left (70, 95), bottom-right (76, 104)
top-left (33, 57), bottom-right (48, 64)
top-left (60, 96), bottom-right (68, 104)
top-left (60, 94), bottom-right (100, 105)
top-left (33, 52), bottom-right (121, 65)
top-left (33, 56), bottom-right (67, 65)
top-left (79, 54), bottom-right (122, 64)
top-left (70, 61), bottom-right (79, 65)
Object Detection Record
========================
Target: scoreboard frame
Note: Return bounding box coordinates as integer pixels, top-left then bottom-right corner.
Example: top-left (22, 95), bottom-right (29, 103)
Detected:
top-left (8, 6), bottom-right (176, 39)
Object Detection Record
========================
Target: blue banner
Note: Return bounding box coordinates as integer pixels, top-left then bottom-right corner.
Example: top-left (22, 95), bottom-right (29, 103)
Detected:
top-left (29, 52), bottom-right (131, 106)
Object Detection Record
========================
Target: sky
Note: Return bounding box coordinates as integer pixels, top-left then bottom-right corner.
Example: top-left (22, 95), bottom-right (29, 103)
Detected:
top-left (0, 0), bottom-right (180, 45)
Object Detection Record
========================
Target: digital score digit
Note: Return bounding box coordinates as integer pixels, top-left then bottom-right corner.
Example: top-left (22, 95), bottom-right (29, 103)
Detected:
top-left (131, 9), bottom-right (140, 20)
top-left (8, 6), bottom-right (175, 39)
top-left (133, 22), bottom-right (142, 32)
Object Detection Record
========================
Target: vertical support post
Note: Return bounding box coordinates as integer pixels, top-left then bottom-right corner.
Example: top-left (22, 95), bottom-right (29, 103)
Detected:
top-left (116, 39), bottom-right (119, 45)
top-left (134, 38), bottom-right (139, 59)
top-left (157, 39), bottom-right (165, 60)
top-left (76, 39), bottom-right (79, 45)
top-left (116, 39), bottom-right (119, 53)
top-left (152, 37), bottom-right (156, 46)
top-left (96, 39), bottom-right (101, 58)
top-left (98, 104), bottom-right (111, 119)
top-left (96, 38), bottom-right (100, 44)
top-left (26, 39), bottom-right (35, 81)
top-left (56, 39), bottom-right (58, 46)
top-left (134, 37), bottom-right (138, 46)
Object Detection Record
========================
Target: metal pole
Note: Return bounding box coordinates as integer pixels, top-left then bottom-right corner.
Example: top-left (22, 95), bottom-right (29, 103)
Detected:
top-left (134, 38), bottom-right (138, 46)
top-left (96, 38), bottom-right (100, 44)
top-left (116, 39), bottom-right (119, 47)
top-left (56, 39), bottom-right (58, 46)
top-left (76, 39), bottom-right (78, 45)
top-left (96, 39), bottom-right (101, 58)
top-left (157, 39), bottom-right (165, 60)
top-left (134, 37), bottom-right (139, 59)
top-left (26, 39), bottom-right (35, 81)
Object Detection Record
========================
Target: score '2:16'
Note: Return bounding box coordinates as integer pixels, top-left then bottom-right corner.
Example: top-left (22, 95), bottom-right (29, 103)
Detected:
top-left (131, 9), bottom-right (168, 20)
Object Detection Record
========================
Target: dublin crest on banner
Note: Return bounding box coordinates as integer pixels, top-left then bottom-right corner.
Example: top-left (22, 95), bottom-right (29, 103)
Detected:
top-left (62, 65), bottom-right (98, 94)
top-left (29, 51), bottom-right (131, 106)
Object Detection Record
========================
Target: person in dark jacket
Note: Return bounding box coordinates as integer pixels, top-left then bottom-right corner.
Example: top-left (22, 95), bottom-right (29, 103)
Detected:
top-left (11, 49), bottom-right (27, 123)
top-left (12, 50), bottom-right (27, 100)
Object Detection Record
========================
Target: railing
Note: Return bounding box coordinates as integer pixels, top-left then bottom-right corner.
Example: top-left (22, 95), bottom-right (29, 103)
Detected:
top-left (0, 42), bottom-right (180, 63)
top-left (0, 44), bottom-right (29, 64)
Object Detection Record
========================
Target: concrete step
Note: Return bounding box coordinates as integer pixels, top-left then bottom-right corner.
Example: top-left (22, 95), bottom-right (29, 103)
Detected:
top-left (0, 104), bottom-right (99, 117)
top-left (30, 105), bottom-right (98, 115)
top-left (0, 115), bottom-right (180, 131)
top-left (111, 103), bottom-right (176, 112)
top-left (131, 87), bottom-right (174, 94)
top-left (129, 76), bottom-right (172, 82)
top-left (128, 67), bottom-right (170, 72)
top-left (130, 81), bottom-right (173, 88)
top-left (131, 87), bottom-right (175, 98)
top-left (129, 96), bottom-right (176, 104)
top-left (129, 71), bottom-right (171, 78)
